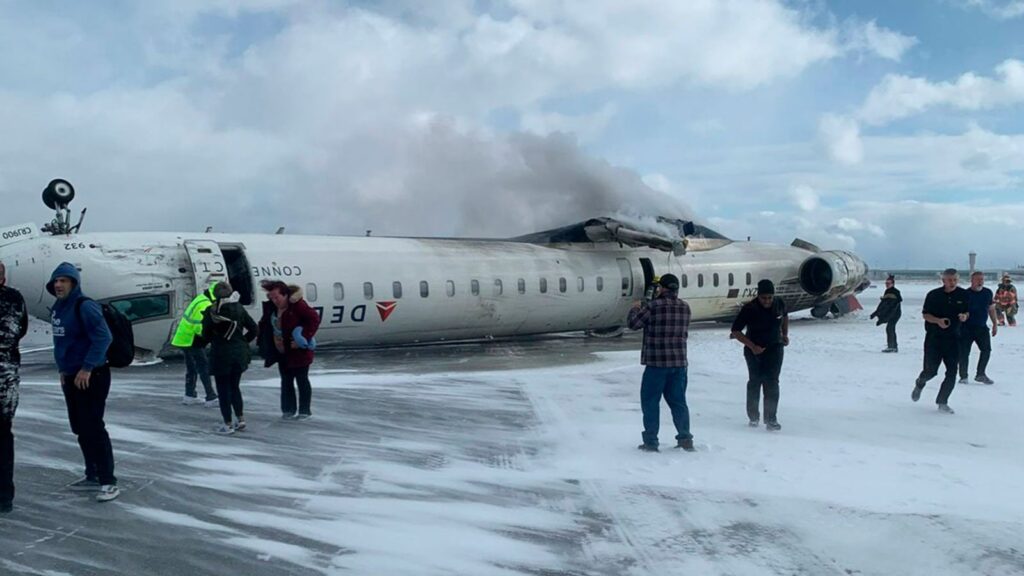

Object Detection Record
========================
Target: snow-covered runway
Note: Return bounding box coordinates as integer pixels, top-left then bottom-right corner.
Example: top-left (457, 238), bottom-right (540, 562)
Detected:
top-left (2, 281), bottom-right (1022, 575)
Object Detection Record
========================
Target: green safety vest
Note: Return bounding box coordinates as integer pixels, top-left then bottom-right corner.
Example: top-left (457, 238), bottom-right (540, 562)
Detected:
top-left (171, 284), bottom-right (218, 347)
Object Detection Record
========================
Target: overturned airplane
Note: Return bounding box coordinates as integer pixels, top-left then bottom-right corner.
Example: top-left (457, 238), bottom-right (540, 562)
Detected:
top-left (0, 180), bottom-right (869, 358)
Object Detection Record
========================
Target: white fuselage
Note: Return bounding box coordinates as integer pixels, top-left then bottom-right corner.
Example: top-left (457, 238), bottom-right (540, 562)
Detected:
top-left (0, 224), bottom-right (867, 356)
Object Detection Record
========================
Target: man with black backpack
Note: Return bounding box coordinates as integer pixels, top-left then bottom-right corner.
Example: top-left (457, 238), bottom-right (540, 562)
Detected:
top-left (47, 262), bottom-right (120, 502)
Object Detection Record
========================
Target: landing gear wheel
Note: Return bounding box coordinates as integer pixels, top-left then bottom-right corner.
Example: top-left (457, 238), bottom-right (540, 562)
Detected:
top-left (42, 178), bottom-right (75, 209)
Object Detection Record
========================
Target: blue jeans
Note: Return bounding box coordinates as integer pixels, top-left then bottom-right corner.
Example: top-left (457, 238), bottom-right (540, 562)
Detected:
top-left (640, 366), bottom-right (692, 447)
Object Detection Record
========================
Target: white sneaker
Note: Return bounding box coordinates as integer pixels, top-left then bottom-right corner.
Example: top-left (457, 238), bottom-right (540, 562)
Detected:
top-left (181, 395), bottom-right (204, 405)
top-left (96, 485), bottom-right (120, 503)
top-left (937, 404), bottom-right (955, 415)
top-left (204, 397), bottom-right (219, 407)
top-left (234, 420), bottom-right (246, 431)
top-left (216, 424), bottom-right (235, 435)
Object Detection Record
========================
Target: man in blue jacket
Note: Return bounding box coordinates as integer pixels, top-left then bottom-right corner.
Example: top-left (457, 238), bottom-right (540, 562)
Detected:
top-left (48, 262), bottom-right (120, 502)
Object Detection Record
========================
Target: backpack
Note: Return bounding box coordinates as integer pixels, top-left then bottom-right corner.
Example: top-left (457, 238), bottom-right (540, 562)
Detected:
top-left (75, 298), bottom-right (135, 368)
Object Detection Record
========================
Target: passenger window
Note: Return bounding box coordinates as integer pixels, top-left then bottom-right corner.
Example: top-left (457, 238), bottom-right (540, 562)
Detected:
top-left (746, 272), bottom-right (752, 286)
top-left (682, 274), bottom-right (688, 288)
top-left (392, 282), bottom-right (403, 299)
top-left (559, 277), bottom-right (567, 293)
top-left (446, 280), bottom-right (455, 297)
top-left (333, 282), bottom-right (344, 301)
top-left (577, 277), bottom-right (584, 292)
top-left (698, 274), bottom-right (704, 288)
top-left (728, 273), bottom-right (734, 287)
top-left (306, 283), bottom-right (318, 302)
top-left (109, 294), bottom-right (170, 322)
top-left (420, 281), bottom-right (429, 298)
top-left (494, 279), bottom-right (503, 296)
top-left (363, 282), bottom-right (374, 300)
top-left (471, 280), bottom-right (480, 296)
top-left (517, 278), bottom-right (526, 294)
top-left (713, 273), bottom-right (719, 287)
top-left (540, 278), bottom-right (548, 294)
top-left (596, 276), bottom-right (604, 292)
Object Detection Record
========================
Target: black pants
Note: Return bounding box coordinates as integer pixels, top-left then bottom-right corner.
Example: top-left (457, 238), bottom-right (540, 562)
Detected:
top-left (917, 335), bottom-right (958, 405)
top-left (0, 417), bottom-right (12, 505)
top-left (183, 346), bottom-right (216, 400)
top-left (214, 370), bottom-right (244, 425)
top-left (886, 319), bottom-right (899, 350)
top-left (958, 325), bottom-right (992, 379)
top-left (744, 344), bottom-right (784, 423)
top-left (279, 364), bottom-right (312, 416)
top-left (0, 358), bottom-right (17, 506)
top-left (61, 366), bottom-right (116, 485)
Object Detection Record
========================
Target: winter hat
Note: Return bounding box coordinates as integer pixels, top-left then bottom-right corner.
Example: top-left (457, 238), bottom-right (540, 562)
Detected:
top-left (756, 279), bottom-right (775, 295)
top-left (659, 273), bottom-right (680, 291)
top-left (213, 282), bottom-right (234, 300)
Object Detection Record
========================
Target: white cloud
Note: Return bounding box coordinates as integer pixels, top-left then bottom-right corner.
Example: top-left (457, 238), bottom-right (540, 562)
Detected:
top-left (689, 125), bottom-right (1024, 208)
top-left (960, 0), bottom-right (1024, 19)
top-left (830, 217), bottom-right (885, 237)
top-left (664, 122), bottom-right (1024, 265)
top-left (841, 19), bottom-right (918, 61)
top-left (818, 114), bottom-right (864, 165)
top-left (790, 185), bottom-right (820, 212)
top-left (8, 0), bottom-right (847, 239)
top-left (710, 200), bottom-right (1023, 268)
top-left (519, 104), bottom-right (617, 142)
top-left (858, 59), bottom-right (1024, 125)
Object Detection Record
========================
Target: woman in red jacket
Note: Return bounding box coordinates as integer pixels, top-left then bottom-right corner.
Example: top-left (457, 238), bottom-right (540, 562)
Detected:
top-left (260, 281), bottom-right (321, 419)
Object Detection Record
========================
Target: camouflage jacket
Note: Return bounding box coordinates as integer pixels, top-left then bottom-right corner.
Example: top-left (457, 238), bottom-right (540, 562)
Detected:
top-left (0, 285), bottom-right (28, 418)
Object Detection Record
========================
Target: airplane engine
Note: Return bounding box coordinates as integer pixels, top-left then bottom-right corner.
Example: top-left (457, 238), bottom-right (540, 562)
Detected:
top-left (798, 250), bottom-right (868, 300)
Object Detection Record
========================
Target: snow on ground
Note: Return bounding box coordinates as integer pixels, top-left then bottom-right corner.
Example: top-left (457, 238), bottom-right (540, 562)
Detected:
top-left (1, 281), bottom-right (1022, 575)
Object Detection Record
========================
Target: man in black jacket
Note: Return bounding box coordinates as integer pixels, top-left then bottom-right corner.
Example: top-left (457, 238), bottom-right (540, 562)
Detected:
top-left (0, 262), bottom-right (29, 513)
top-left (731, 279), bottom-right (789, 431)
top-left (869, 275), bottom-right (902, 352)
top-left (912, 269), bottom-right (969, 414)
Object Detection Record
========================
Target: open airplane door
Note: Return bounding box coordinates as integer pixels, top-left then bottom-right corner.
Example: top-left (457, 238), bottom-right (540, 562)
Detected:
top-left (183, 240), bottom-right (228, 296)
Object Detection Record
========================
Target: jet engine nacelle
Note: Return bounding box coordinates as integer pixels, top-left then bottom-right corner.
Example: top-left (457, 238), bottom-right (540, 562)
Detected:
top-left (798, 250), bottom-right (868, 300)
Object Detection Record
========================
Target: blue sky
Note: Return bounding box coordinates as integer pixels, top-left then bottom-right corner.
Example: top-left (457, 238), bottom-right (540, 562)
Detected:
top-left (1, 0), bottom-right (1022, 269)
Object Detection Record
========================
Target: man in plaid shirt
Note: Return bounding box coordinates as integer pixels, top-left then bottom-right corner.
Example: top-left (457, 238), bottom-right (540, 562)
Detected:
top-left (627, 274), bottom-right (694, 452)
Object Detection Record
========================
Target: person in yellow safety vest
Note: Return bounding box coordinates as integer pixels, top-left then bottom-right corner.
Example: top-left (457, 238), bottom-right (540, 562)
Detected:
top-left (172, 283), bottom-right (219, 405)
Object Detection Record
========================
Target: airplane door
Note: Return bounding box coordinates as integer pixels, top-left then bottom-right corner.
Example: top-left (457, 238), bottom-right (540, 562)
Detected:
top-left (616, 258), bottom-right (633, 297)
top-left (639, 258), bottom-right (655, 293)
top-left (183, 240), bottom-right (228, 293)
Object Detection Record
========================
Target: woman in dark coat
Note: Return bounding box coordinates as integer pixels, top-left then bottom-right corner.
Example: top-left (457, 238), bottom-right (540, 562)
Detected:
top-left (869, 275), bottom-right (902, 353)
top-left (202, 282), bottom-right (258, 434)
top-left (259, 280), bottom-right (320, 420)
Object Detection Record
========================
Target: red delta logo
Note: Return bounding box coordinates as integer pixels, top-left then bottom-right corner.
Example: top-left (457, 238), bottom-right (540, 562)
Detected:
top-left (376, 301), bottom-right (398, 322)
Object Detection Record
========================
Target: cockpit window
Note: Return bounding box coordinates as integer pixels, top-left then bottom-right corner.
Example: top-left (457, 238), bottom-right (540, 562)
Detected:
top-left (109, 294), bottom-right (171, 322)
